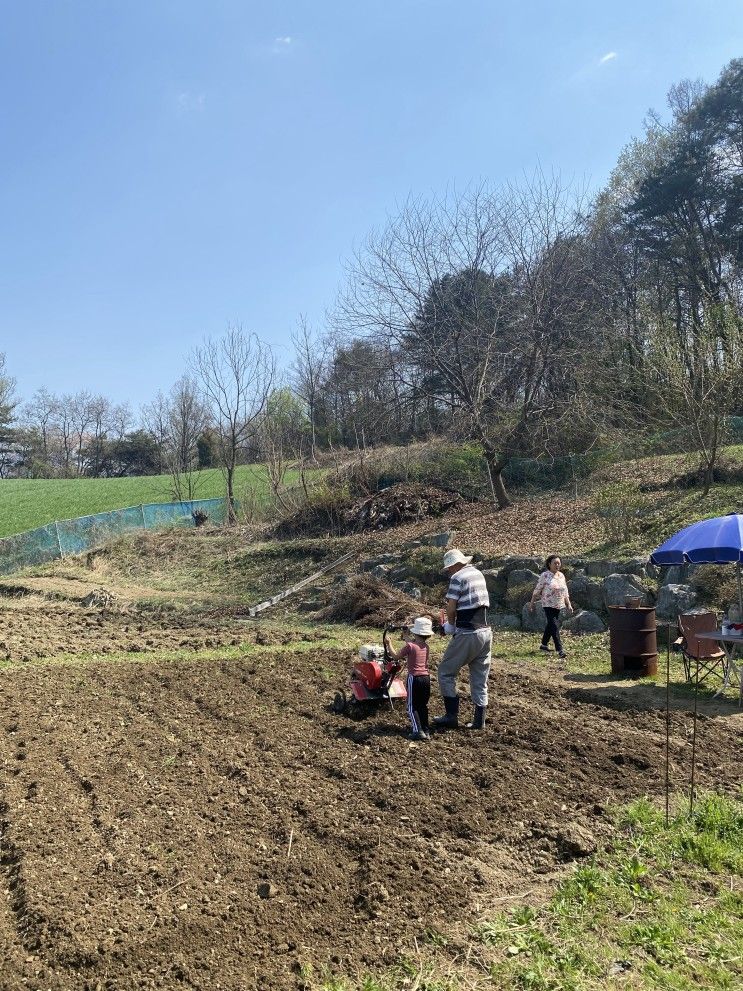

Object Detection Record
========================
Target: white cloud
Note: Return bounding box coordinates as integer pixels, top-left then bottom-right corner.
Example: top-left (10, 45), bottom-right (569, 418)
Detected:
top-left (271, 36), bottom-right (294, 54)
top-left (599, 51), bottom-right (617, 64)
top-left (248, 35), bottom-right (298, 60)
top-left (176, 91), bottom-right (206, 114)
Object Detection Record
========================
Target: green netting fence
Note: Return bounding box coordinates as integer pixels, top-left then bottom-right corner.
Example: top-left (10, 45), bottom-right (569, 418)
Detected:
top-left (0, 498), bottom-right (231, 575)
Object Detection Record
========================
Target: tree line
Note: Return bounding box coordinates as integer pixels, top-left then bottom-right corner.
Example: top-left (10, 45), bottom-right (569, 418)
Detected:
top-left (295, 60), bottom-right (743, 504)
top-left (1, 60), bottom-right (741, 514)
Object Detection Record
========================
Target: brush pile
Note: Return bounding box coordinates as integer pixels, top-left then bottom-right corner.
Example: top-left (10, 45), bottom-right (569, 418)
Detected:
top-left (319, 575), bottom-right (438, 628)
top-left (343, 483), bottom-right (462, 532)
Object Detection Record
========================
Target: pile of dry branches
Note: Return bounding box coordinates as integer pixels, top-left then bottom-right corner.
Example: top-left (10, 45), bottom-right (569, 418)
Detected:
top-left (319, 575), bottom-right (438, 628)
top-left (343, 483), bottom-right (462, 532)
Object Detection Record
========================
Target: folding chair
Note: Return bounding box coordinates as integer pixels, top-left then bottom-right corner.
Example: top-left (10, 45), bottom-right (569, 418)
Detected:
top-left (674, 612), bottom-right (727, 685)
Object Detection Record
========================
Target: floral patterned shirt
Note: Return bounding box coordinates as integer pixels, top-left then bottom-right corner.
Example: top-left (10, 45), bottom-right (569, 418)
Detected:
top-left (533, 570), bottom-right (569, 610)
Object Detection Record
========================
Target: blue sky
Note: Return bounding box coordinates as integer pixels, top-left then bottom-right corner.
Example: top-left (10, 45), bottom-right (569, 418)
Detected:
top-left (1, 1), bottom-right (741, 413)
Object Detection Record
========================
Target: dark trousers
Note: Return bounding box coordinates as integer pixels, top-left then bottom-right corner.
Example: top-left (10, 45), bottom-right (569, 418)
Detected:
top-left (407, 674), bottom-right (430, 733)
top-left (542, 607), bottom-right (563, 652)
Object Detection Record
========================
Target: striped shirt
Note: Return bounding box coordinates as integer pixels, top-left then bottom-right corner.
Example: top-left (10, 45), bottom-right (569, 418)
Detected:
top-left (446, 564), bottom-right (490, 632)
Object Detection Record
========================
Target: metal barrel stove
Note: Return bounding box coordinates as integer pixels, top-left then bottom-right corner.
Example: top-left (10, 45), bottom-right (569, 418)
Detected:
top-left (608, 601), bottom-right (658, 676)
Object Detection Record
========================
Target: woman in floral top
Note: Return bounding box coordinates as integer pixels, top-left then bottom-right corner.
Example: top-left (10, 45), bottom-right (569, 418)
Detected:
top-left (529, 555), bottom-right (573, 659)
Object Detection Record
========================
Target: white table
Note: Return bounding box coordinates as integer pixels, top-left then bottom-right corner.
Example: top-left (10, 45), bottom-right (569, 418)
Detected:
top-left (695, 631), bottom-right (743, 706)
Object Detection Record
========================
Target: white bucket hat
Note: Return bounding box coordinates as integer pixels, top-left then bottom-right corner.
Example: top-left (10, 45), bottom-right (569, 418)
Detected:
top-left (442, 548), bottom-right (473, 570)
top-left (410, 616), bottom-right (434, 637)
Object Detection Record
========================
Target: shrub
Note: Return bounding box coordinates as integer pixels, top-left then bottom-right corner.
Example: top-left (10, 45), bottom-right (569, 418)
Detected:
top-left (669, 457), bottom-right (743, 489)
top-left (274, 484), bottom-right (351, 537)
top-left (406, 547), bottom-right (446, 588)
top-left (506, 581), bottom-right (535, 612)
top-left (342, 441), bottom-right (489, 500)
top-left (691, 564), bottom-right (740, 609)
top-left (591, 482), bottom-right (647, 543)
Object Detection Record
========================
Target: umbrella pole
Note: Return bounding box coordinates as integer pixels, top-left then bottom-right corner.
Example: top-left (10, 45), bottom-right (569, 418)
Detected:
top-left (737, 561), bottom-right (742, 616)
top-left (690, 650), bottom-right (700, 818)
top-left (665, 625), bottom-right (671, 828)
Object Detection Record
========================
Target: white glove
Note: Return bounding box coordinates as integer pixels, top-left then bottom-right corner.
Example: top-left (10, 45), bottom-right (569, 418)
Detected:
top-left (443, 622), bottom-right (455, 635)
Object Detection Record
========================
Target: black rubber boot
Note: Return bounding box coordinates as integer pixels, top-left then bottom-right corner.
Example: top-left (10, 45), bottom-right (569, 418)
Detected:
top-left (466, 705), bottom-right (486, 730)
top-left (433, 695), bottom-right (459, 729)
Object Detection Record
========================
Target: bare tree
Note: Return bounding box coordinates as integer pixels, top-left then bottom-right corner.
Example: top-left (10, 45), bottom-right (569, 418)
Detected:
top-left (0, 354), bottom-right (17, 477)
top-left (143, 380), bottom-right (205, 497)
top-left (337, 177), bottom-right (595, 507)
top-left (56, 394), bottom-right (77, 476)
top-left (141, 392), bottom-right (170, 474)
top-left (109, 403), bottom-right (132, 443)
top-left (21, 388), bottom-right (56, 467)
top-left (67, 391), bottom-right (94, 476)
top-left (291, 316), bottom-right (329, 460)
top-left (86, 395), bottom-right (112, 476)
top-left (164, 376), bottom-right (207, 501)
top-left (191, 327), bottom-right (276, 523)
top-left (644, 303), bottom-right (743, 494)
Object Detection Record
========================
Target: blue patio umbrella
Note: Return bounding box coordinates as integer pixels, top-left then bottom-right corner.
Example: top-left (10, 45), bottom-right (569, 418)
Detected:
top-left (650, 513), bottom-right (743, 613)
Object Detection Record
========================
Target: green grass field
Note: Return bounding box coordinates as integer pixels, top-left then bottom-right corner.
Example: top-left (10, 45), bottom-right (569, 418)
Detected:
top-left (0, 465), bottom-right (297, 538)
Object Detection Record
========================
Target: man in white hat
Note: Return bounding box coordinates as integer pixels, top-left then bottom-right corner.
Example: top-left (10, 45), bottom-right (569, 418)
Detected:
top-left (433, 549), bottom-right (491, 730)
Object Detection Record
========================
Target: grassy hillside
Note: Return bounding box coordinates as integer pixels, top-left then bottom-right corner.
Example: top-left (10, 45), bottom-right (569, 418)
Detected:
top-left (0, 465), bottom-right (300, 538)
top-left (1, 444), bottom-right (741, 550)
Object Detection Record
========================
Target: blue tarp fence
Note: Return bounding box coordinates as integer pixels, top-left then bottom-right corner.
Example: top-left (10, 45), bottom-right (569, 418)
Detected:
top-left (0, 498), bottom-right (231, 575)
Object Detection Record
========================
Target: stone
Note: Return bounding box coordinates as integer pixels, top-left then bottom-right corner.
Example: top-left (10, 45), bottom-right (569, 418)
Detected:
top-left (490, 613), bottom-right (521, 631)
top-left (388, 565), bottom-right (411, 581)
top-left (626, 558), bottom-right (650, 578)
top-left (659, 563), bottom-right (700, 586)
top-left (656, 583), bottom-right (697, 620)
top-left (555, 824), bottom-right (597, 857)
top-left (498, 557), bottom-right (543, 578)
top-left (257, 882), bottom-right (277, 900)
top-left (660, 565), bottom-right (684, 586)
top-left (370, 564), bottom-right (390, 580)
top-left (482, 569), bottom-right (508, 603)
top-left (507, 569), bottom-right (540, 591)
top-left (521, 602), bottom-right (568, 633)
top-left (425, 531), bottom-right (456, 548)
top-left (602, 573), bottom-right (653, 608)
top-left (393, 581), bottom-right (421, 600)
top-left (297, 599), bottom-right (324, 613)
top-left (562, 609), bottom-right (605, 634)
top-left (585, 560), bottom-right (620, 578)
top-left (360, 554), bottom-right (399, 572)
top-left (567, 575), bottom-right (604, 613)
top-left (586, 559), bottom-right (647, 579)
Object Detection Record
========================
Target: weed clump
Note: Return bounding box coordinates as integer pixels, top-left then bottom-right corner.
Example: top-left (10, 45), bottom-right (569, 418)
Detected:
top-left (591, 482), bottom-right (648, 544)
top-left (691, 564), bottom-right (740, 610)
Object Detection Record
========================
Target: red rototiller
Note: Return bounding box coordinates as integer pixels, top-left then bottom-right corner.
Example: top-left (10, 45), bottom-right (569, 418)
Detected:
top-left (332, 626), bottom-right (407, 718)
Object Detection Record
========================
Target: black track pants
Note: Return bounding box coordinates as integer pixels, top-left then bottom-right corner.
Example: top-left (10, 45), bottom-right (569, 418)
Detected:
top-left (407, 674), bottom-right (430, 733)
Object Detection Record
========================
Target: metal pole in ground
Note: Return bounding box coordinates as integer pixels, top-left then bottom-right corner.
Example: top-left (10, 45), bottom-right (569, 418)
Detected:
top-left (665, 623), bottom-right (671, 828)
top-left (690, 649), bottom-right (700, 817)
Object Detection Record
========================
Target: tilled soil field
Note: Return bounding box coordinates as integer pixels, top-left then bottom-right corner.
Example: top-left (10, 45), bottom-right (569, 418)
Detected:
top-left (0, 596), bottom-right (326, 662)
top-left (0, 634), bottom-right (741, 990)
